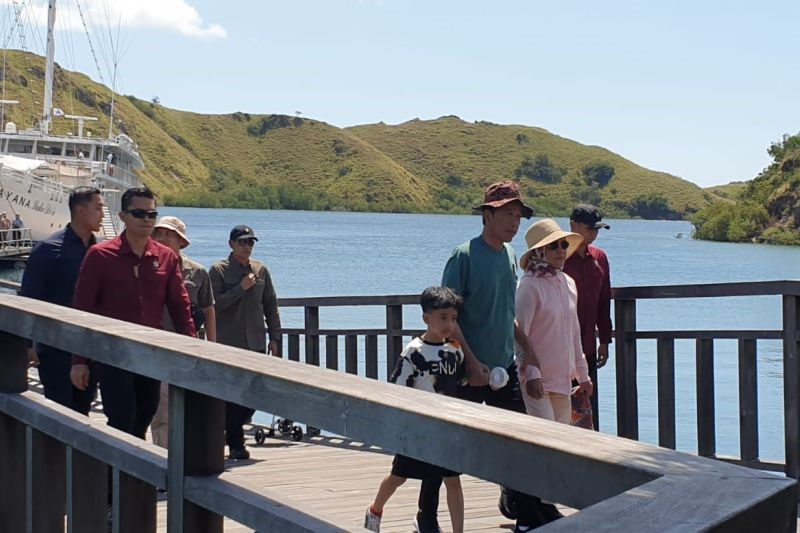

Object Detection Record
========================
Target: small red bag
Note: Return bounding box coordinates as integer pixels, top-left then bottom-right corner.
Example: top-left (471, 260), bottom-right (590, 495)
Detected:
top-left (571, 388), bottom-right (594, 430)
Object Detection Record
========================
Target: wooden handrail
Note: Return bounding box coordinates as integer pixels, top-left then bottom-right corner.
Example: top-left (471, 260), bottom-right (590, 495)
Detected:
top-left (0, 294), bottom-right (796, 531)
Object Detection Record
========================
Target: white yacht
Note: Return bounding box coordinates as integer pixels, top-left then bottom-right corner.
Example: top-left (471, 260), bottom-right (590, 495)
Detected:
top-left (0, 0), bottom-right (144, 242)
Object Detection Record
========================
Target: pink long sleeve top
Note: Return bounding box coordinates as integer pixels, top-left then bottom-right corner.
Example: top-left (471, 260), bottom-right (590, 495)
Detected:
top-left (515, 270), bottom-right (590, 396)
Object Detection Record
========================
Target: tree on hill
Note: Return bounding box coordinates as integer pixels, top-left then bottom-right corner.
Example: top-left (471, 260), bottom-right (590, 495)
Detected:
top-left (581, 163), bottom-right (615, 187)
top-left (629, 193), bottom-right (680, 220)
top-left (515, 155), bottom-right (566, 184)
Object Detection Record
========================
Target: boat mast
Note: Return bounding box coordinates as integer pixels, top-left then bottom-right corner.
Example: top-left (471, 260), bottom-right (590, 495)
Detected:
top-left (41, 0), bottom-right (57, 135)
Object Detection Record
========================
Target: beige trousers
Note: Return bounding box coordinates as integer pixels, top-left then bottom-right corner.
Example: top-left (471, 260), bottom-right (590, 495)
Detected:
top-left (523, 391), bottom-right (571, 425)
top-left (150, 382), bottom-right (169, 448)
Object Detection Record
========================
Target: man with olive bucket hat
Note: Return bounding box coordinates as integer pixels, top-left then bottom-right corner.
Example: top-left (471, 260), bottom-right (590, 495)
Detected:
top-left (416, 181), bottom-right (561, 533)
top-left (516, 218), bottom-right (593, 424)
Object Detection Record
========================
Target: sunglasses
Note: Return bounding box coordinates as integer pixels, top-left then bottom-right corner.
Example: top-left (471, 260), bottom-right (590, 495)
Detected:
top-left (125, 209), bottom-right (158, 220)
top-left (235, 238), bottom-right (256, 247)
top-left (546, 240), bottom-right (570, 251)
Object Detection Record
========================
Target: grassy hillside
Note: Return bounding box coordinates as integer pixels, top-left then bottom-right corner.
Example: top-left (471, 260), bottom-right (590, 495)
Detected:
top-left (347, 117), bottom-right (709, 217)
top-left (1, 50), bottom-right (711, 218)
top-left (691, 133), bottom-right (800, 245)
top-left (704, 182), bottom-right (747, 202)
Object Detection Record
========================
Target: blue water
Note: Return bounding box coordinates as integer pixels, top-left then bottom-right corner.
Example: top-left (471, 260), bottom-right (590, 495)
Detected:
top-left (7, 207), bottom-right (800, 462)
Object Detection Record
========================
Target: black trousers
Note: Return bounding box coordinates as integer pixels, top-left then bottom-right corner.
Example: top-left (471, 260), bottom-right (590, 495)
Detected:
top-left (417, 363), bottom-right (555, 529)
top-left (97, 363), bottom-right (161, 439)
top-left (224, 347), bottom-right (265, 449)
top-left (585, 352), bottom-right (599, 430)
top-left (38, 345), bottom-right (97, 415)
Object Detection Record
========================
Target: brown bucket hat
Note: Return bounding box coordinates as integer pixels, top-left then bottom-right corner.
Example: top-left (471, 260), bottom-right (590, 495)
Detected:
top-left (473, 180), bottom-right (533, 219)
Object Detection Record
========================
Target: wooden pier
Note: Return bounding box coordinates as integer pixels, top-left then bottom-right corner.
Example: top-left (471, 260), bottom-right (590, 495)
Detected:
top-left (1, 282), bottom-right (798, 532)
top-left (0, 226), bottom-right (32, 259)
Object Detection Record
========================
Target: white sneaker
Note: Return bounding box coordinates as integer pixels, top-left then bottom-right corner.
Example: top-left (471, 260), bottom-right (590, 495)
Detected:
top-left (364, 506), bottom-right (382, 532)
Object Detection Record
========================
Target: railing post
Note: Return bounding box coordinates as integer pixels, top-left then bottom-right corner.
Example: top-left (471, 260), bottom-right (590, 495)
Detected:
top-left (345, 335), bottom-right (358, 375)
top-left (365, 335), bottom-right (378, 379)
top-left (113, 467), bottom-right (156, 533)
top-left (614, 298), bottom-right (638, 439)
top-left (167, 385), bottom-right (225, 532)
top-left (656, 338), bottom-right (676, 449)
top-left (305, 306), bottom-right (320, 366)
top-left (386, 304), bottom-right (403, 378)
top-left (782, 294), bottom-right (800, 480)
top-left (696, 339), bottom-right (716, 457)
top-left (738, 339), bottom-right (758, 462)
top-left (325, 335), bottom-right (338, 371)
top-left (0, 331), bottom-right (28, 531)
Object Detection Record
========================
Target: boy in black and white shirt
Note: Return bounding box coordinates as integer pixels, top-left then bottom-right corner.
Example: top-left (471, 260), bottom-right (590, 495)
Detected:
top-left (365, 287), bottom-right (465, 533)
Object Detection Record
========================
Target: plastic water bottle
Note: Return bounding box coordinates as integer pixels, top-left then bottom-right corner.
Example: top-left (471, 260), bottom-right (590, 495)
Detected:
top-left (489, 367), bottom-right (509, 390)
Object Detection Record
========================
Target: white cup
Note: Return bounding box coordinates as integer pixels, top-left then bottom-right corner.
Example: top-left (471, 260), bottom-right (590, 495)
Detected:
top-left (489, 366), bottom-right (509, 390)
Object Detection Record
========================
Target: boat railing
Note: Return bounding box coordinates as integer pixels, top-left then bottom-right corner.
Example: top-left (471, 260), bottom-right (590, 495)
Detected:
top-left (0, 292), bottom-right (794, 531)
top-left (0, 227), bottom-right (32, 257)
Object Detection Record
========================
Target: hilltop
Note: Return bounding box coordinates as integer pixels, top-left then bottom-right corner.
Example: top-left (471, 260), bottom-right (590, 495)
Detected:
top-left (1, 51), bottom-right (711, 218)
top-left (691, 133), bottom-right (800, 245)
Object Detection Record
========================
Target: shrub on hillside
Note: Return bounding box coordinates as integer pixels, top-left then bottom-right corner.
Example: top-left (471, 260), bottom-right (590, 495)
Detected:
top-left (247, 115), bottom-right (295, 137)
top-left (581, 163), bottom-right (615, 187)
top-left (690, 202), bottom-right (768, 242)
top-left (515, 155), bottom-right (566, 184)
top-left (628, 193), bottom-right (680, 220)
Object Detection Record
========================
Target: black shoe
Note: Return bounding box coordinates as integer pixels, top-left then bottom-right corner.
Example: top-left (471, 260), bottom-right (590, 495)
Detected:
top-left (228, 446), bottom-right (250, 460)
top-left (413, 511), bottom-right (442, 533)
top-left (538, 502), bottom-right (563, 523)
top-left (499, 492), bottom-right (517, 520)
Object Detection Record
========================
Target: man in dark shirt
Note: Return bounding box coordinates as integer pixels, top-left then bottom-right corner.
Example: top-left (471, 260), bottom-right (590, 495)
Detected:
top-left (20, 186), bottom-right (104, 414)
top-left (70, 187), bottom-right (195, 439)
top-left (563, 204), bottom-right (612, 430)
top-left (209, 224), bottom-right (281, 460)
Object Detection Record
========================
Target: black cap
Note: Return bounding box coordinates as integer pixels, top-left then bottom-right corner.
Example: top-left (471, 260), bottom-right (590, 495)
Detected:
top-left (570, 204), bottom-right (610, 230)
top-left (229, 225), bottom-right (259, 241)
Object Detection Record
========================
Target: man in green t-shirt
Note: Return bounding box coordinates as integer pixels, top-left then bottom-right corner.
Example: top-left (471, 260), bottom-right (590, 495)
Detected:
top-left (416, 181), bottom-right (559, 533)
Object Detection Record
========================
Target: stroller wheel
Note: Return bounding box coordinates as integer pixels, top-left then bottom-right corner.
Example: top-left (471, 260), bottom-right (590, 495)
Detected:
top-left (277, 419), bottom-right (293, 435)
top-left (291, 426), bottom-right (304, 441)
top-left (254, 428), bottom-right (265, 445)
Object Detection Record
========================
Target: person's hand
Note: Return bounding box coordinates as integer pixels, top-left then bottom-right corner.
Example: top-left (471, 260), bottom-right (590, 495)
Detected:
top-left (525, 378), bottom-right (544, 399)
top-left (27, 348), bottom-right (39, 368)
top-left (268, 340), bottom-right (280, 357)
top-left (240, 273), bottom-right (257, 291)
top-left (597, 344), bottom-right (609, 369)
top-left (577, 380), bottom-right (593, 397)
top-left (466, 359), bottom-right (490, 386)
top-left (71, 364), bottom-right (90, 390)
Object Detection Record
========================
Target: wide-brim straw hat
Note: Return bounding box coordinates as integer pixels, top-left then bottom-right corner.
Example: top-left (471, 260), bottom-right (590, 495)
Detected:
top-left (519, 218), bottom-right (583, 271)
top-left (154, 216), bottom-right (190, 249)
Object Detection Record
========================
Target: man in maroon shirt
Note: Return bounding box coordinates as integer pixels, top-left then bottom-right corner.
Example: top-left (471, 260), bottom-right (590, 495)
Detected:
top-left (563, 204), bottom-right (612, 430)
top-left (70, 187), bottom-right (195, 439)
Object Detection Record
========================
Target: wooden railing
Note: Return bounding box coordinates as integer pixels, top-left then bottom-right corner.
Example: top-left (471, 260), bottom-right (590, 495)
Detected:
top-left (0, 292), bottom-right (795, 531)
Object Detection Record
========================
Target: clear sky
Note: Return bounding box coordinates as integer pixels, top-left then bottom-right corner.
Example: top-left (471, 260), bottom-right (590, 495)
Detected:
top-left (4, 0), bottom-right (799, 187)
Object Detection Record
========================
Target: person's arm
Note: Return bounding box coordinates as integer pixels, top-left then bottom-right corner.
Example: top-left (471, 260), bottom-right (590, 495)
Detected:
top-left (70, 248), bottom-right (104, 388)
top-left (165, 256), bottom-right (196, 337)
top-left (209, 264), bottom-right (247, 311)
top-left (260, 266), bottom-right (281, 356)
top-left (201, 307), bottom-right (216, 342)
top-left (196, 270), bottom-right (216, 342)
top-left (570, 279), bottom-right (593, 396)
top-left (597, 251), bottom-right (613, 368)
top-left (19, 241), bottom-right (51, 301)
top-left (515, 276), bottom-right (544, 398)
top-left (441, 250), bottom-right (489, 386)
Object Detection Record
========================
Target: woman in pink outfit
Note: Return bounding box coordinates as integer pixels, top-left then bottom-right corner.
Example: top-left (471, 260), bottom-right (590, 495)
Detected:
top-left (515, 218), bottom-right (593, 424)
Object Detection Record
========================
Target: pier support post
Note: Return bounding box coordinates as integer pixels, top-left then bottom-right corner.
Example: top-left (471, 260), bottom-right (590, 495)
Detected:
top-left (0, 332), bottom-right (28, 530)
top-left (386, 304), bottom-right (403, 379)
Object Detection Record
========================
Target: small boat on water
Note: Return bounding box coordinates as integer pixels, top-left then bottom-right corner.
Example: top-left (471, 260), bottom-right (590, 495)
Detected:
top-left (0, 0), bottom-right (144, 242)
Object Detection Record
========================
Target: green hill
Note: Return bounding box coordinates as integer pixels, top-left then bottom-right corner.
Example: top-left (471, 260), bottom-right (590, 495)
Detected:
top-left (1, 50), bottom-right (710, 218)
top-left (691, 134), bottom-right (800, 245)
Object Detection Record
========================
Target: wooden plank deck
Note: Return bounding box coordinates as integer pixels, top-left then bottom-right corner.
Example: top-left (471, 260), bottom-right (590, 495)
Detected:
top-left (155, 430), bottom-right (536, 532)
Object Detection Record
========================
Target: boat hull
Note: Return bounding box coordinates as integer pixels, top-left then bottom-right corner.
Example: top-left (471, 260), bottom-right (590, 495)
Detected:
top-left (0, 167), bottom-right (70, 241)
